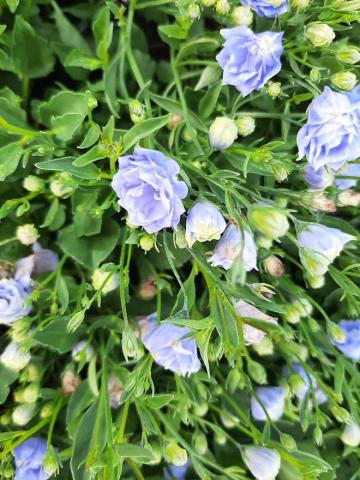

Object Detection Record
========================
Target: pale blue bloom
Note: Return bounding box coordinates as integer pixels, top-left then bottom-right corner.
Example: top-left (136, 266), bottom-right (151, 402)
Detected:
top-left (15, 243), bottom-right (59, 285)
top-left (331, 320), bottom-right (360, 361)
top-left (111, 147), bottom-right (188, 234)
top-left (14, 437), bottom-right (49, 480)
top-left (140, 314), bottom-right (201, 376)
top-left (297, 86), bottom-right (360, 171)
top-left (292, 363), bottom-right (327, 404)
top-left (164, 461), bottom-right (189, 480)
top-left (251, 386), bottom-right (285, 421)
top-left (303, 165), bottom-right (334, 190)
top-left (185, 202), bottom-right (226, 247)
top-left (242, 446), bottom-right (281, 480)
top-left (216, 27), bottom-right (283, 97)
top-left (240, 0), bottom-right (287, 17)
top-left (334, 163), bottom-right (360, 190)
top-left (208, 224), bottom-right (257, 271)
top-left (0, 278), bottom-right (31, 325)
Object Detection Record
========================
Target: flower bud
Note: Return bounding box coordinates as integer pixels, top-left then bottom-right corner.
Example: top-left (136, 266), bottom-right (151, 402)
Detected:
top-left (214, 431), bottom-right (227, 445)
top-left (91, 267), bottom-right (119, 295)
top-left (129, 100), bottom-right (145, 124)
top-left (16, 224), bottom-right (39, 246)
top-left (12, 403), bottom-right (36, 426)
top-left (267, 82), bottom-right (282, 98)
top-left (138, 276), bottom-right (156, 301)
top-left (209, 117), bottom-right (237, 149)
top-left (328, 323), bottom-right (346, 343)
top-left (306, 23), bottom-right (335, 47)
top-left (310, 68), bottom-right (321, 83)
top-left (272, 164), bottom-right (288, 182)
top-left (231, 6), bottom-right (253, 26)
top-left (331, 405), bottom-right (351, 424)
top-left (1, 342), bottom-right (31, 372)
top-left (164, 442), bottom-right (188, 467)
top-left (193, 402), bottom-right (209, 417)
top-left (139, 234), bottom-right (155, 252)
top-left (173, 225), bottom-right (187, 249)
top-left (226, 369), bottom-right (242, 393)
top-left (305, 273), bottom-right (325, 289)
top-left (247, 359), bottom-right (267, 384)
top-left (0, 411), bottom-right (11, 426)
top-left (194, 432), bottom-right (208, 455)
top-left (291, 0), bottom-right (310, 10)
top-left (341, 420), bottom-right (360, 447)
top-left (23, 175), bottom-right (45, 192)
top-left (122, 326), bottom-right (140, 360)
top-left (87, 93), bottom-right (98, 110)
top-left (71, 341), bottom-right (93, 363)
top-left (50, 172), bottom-right (75, 198)
top-left (293, 297), bottom-right (313, 317)
top-left (185, 202), bottom-right (226, 247)
top-left (280, 432), bottom-right (297, 451)
top-left (2, 465), bottom-right (14, 479)
top-left (21, 363), bottom-right (41, 383)
top-left (283, 304), bottom-right (301, 324)
top-left (61, 370), bottom-right (80, 395)
top-left (304, 192), bottom-right (336, 212)
top-left (253, 336), bottom-right (274, 356)
top-left (264, 255), bottom-right (285, 277)
top-left (248, 204), bottom-right (289, 240)
top-left (23, 383), bottom-right (41, 403)
top-left (215, 0), bottom-right (230, 15)
top-left (43, 446), bottom-right (60, 477)
top-left (187, 3), bottom-right (201, 19)
top-left (220, 411), bottom-right (238, 428)
top-left (314, 426), bottom-right (323, 446)
top-left (242, 446), bottom-right (281, 480)
top-left (167, 114), bottom-right (182, 130)
top-left (331, 71), bottom-right (357, 91)
top-left (108, 374), bottom-right (123, 409)
top-left (236, 116), bottom-right (255, 137)
top-left (338, 190), bottom-right (360, 207)
top-left (336, 46), bottom-right (360, 64)
top-left (256, 236), bottom-right (273, 249)
top-left (40, 403), bottom-right (54, 418)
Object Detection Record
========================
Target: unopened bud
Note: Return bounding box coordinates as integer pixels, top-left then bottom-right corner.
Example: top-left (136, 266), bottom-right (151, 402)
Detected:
top-left (283, 305), bottom-right (301, 324)
top-left (253, 336), bottom-right (274, 356)
top-left (50, 172), bottom-right (75, 198)
top-left (187, 3), bottom-right (200, 19)
top-left (331, 405), bottom-right (351, 424)
top-left (314, 426), bottom-right (323, 446)
top-left (289, 373), bottom-right (305, 394)
top-left (174, 225), bottom-right (187, 249)
top-left (43, 446), bottom-right (60, 476)
top-left (215, 0), bottom-right (230, 15)
top-left (272, 164), bottom-right (288, 182)
top-left (231, 6), bottom-right (253, 26)
top-left (209, 117), bottom-right (237, 149)
top-left (91, 267), bottom-right (119, 294)
top-left (226, 369), bottom-right (242, 393)
top-left (0, 411), bottom-right (11, 426)
top-left (267, 82), bottom-right (282, 98)
top-left (221, 411), bottom-right (238, 428)
top-left (248, 204), bottom-right (289, 240)
top-left (40, 403), bottom-right (54, 418)
top-left (164, 442), bottom-right (188, 467)
top-left (291, 0), bottom-right (310, 10)
top-left (338, 190), bottom-right (360, 207)
top-left (12, 403), bottom-right (36, 426)
top-left (331, 71), bottom-right (357, 91)
top-left (247, 359), bottom-right (267, 384)
top-left (310, 68), bottom-right (321, 83)
top-left (341, 420), bottom-right (360, 447)
top-left (23, 175), bottom-right (45, 192)
top-left (122, 326), bottom-right (140, 359)
top-left (23, 383), bottom-right (41, 403)
top-left (305, 273), bottom-right (325, 289)
top-left (194, 432), bottom-right (208, 455)
top-left (1, 342), bottom-right (31, 372)
top-left (140, 234), bottom-right (155, 252)
top-left (336, 46), bottom-right (360, 65)
top-left (304, 192), bottom-right (336, 212)
top-left (2, 465), bottom-right (14, 478)
top-left (167, 114), bottom-right (182, 130)
top-left (256, 236), bottom-right (273, 249)
top-left (201, 0), bottom-right (216, 5)
top-left (129, 100), bottom-right (145, 124)
top-left (21, 363), bottom-right (41, 383)
top-left (87, 95), bottom-right (98, 110)
top-left (306, 23), bottom-right (335, 47)
top-left (279, 432), bottom-right (297, 451)
top-left (236, 116), bottom-right (255, 137)
top-left (329, 323), bottom-right (346, 343)
top-left (293, 297), bottom-right (313, 317)
top-left (138, 276), bottom-right (156, 301)
top-left (264, 255), bottom-right (284, 277)
top-left (61, 370), bottom-right (80, 395)
top-left (193, 402), bottom-right (209, 417)
top-left (16, 224), bottom-right (39, 245)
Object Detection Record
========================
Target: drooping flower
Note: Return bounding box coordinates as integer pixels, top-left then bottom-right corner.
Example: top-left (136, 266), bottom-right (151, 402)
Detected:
top-left (330, 320), bottom-right (360, 361)
top-left (334, 163), bottom-right (360, 190)
top-left (208, 224), bottom-right (257, 271)
top-left (341, 420), bottom-right (360, 447)
top-left (0, 341), bottom-right (31, 371)
top-left (216, 27), bottom-right (283, 97)
top-left (297, 87), bottom-right (360, 171)
top-left (291, 363), bottom-right (327, 404)
top-left (234, 300), bottom-right (277, 345)
top-left (14, 243), bottom-right (59, 285)
top-left (298, 223), bottom-right (355, 277)
top-left (186, 202), bottom-right (226, 247)
top-left (242, 445), bottom-right (281, 480)
top-left (0, 278), bottom-right (31, 325)
top-left (14, 437), bottom-right (50, 480)
top-left (240, 0), bottom-right (287, 18)
top-left (139, 314), bottom-right (201, 376)
top-left (209, 117), bottom-right (238, 149)
top-left (303, 165), bottom-right (334, 190)
top-left (251, 386), bottom-right (285, 421)
top-left (111, 147), bottom-right (188, 233)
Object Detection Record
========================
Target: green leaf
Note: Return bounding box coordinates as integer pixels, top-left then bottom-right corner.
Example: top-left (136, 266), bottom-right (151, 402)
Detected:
top-left (0, 142), bottom-right (23, 180)
top-left (39, 91), bottom-right (89, 127)
top-left (92, 6), bottom-right (113, 64)
top-left (6, 0), bottom-right (19, 13)
top-left (64, 49), bottom-right (103, 71)
top-left (78, 124), bottom-right (101, 149)
top-left (33, 318), bottom-right (85, 353)
top-left (36, 156), bottom-right (100, 180)
top-left (121, 114), bottom-right (171, 153)
top-left (52, 113), bottom-right (85, 141)
top-left (41, 198), bottom-right (60, 228)
top-left (0, 364), bottom-right (18, 404)
top-left (142, 394), bottom-right (174, 409)
top-left (12, 16), bottom-right (54, 79)
top-left (58, 220), bottom-right (120, 269)
top-left (158, 24), bottom-right (187, 40)
top-left (67, 381), bottom-right (96, 437)
top-left (73, 144), bottom-right (110, 167)
top-left (199, 81), bottom-right (222, 119)
top-left (70, 403), bottom-right (97, 480)
top-left (115, 443), bottom-right (154, 463)
top-left (52, 1), bottom-right (91, 53)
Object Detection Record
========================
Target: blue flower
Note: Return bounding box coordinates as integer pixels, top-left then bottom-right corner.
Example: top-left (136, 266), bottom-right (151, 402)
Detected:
top-left (140, 314), bottom-right (201, 376)
top-left (14, 437), bottom-right (49, 480)
top-left (185, 202), bottom-right (226, 247)
top-left (331, 320), bottom-right (360, 361)
top-left (0, 278), bottom-right (31, 325)
top-left (164, 461), bottom-right (189, 480)
top-left (216, 27), bottom-right (283, 97)
top-left (334, 163), bottom-right (360, 190)
top-left (303, 165), bottom-right (334, 190)
top-left (292, 363), bottom-right (327, 404)
top-left (208, 224), bottom-right (257, 271)
top-left (111, 147), bottom-right (188, 234)
top-left (15, 243), bottom-right (59, 285)
top-left (251, 386), bottom-right (285, 421)
top-left (297, 86), bottom-right (360, 171)
top-left (240, 0), bottom-right (287, 17)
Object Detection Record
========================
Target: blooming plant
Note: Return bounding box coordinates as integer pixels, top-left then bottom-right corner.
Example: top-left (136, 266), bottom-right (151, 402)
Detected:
top-left (0, 0), bottom-right (359, 479)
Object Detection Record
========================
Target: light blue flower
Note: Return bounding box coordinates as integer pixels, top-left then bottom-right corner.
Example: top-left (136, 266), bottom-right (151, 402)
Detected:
top-left (185, 202), bottom-right (226, 247)
top-left (0, 278), bottom-right (31, 325)
top-left (334, 163), bottom-right (360, 190)
top-left (14, 437), bottom-right (49, 480)
top-left (140, 314), bottom-right (201, 376)
top-left (240, 0), bottom-right (287, 17)
top-left (15, 243), bottom-right (59, 285)
top-left (164, 461), bottom-right (189, 480)
top-left (331, 320), bottom-right (360, 361)
top-left (251, 386), bottom-right (285, 421)
top-left (208, 224), bottom-right (257, 271)
top-left (111, 147), bottom-right (188, 234)
top-left (242, 446), bottom-right (281, 480)
top-left (216, 27), bottom-right (283, 97)
top-left (292, 363), bottom-right (327, 404)
top-left (297, 86), bottom-right (360, 171)
top-left (303, 165), bottom-right (334, 190)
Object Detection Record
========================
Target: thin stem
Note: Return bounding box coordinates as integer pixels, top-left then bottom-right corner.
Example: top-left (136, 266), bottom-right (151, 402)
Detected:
top-left (115, 400), bottom-right (130, 443)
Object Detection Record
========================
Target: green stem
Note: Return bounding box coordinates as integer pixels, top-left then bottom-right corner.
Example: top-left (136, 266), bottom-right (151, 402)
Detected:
top-left (115, 400), bottom-right (130, 443)
top-left (127, 458), bottom-right (145, 480)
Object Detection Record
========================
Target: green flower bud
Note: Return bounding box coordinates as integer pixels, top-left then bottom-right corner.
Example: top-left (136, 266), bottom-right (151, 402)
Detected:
top-left (2, 465), bottom-right (14, 479)
top-left (279, 432), bottom-right (297, 451)
top-left (328, 322), bottom-right (346, 343)
top-left (310, 68), bottom-right (321, 83)
top-left (193, 402), bottom-right (209, 417)
top-left (305, 273), bottom-right (325, 289)
top-left (226, 368), bottom-right (242, 393)
top-left (248, 204), bottom-right (289, 240)
top-left (306, 23), bottom-right (335, 47)
top-left (200, 0), bottom-right (216, 6)
top-left (23, 175), bottom-right (45, 192)
top-left (313, 426), bottom-right (323, 446)
top-left (231, 6), bottom-right (253, 26)
top-left (21, 363), bottom-right (41, 383)
top-left (40, 403), bottom-right (54, 419)
top-left (0, 411), bottom-right (11, 426)
top-left (272, 164), bottom-right (288, 182)
top-left (16, 224), bottom-right (39, 246)
top-left (256, 236), bottom-right (273, 249)
top-left (247, 359), bottom-right (267, 384)
top-left (50, 172), bottom-right (75, 198)
top-left (43, 446), bottom-right (61, 477)
top-left (267, 82), bottom-right (282, 98)
top-left (253, 336), bottom-right (274, 356)
top-left (209, 117), bottom-right (238, 149)
top-left (341, 420), bottom-right (360, 447)
top-left (215, 0), bottom-right (230, 14)
top-left (283, 304), bottom-right (301, 324)
top-left (187, 3), bottom-right (201, 19)
top-left (140, 234), bottom-right (155, 252)
top-left (291, 0), bottom-right (310, 10)
top-left (122, 326), bottom-right (140, 360)
top-left (220, 411), bottom-right (238, 428)
top-left (236, 116), bottom-right (255, 137)
top-left (23, 383), bottom-right (40, 403)
top-left (214, 431), bottom-right (227, 445)
top-left (129, 100), bottom-right (145, 124)
top-left (288, 373), bottom-right (305, 394)
top-left (147, 441), bottom-right (162, 465)
top-left (12, 403), bottom-right (36, 426)
top-left (164, 442), bottom-right (188, 466)
top-left (91, 267), bottom-right (119, 295)
top-left (194, 432), bottom-right (208, 455)
top-left (331, 71), bottom-right (357, 91)
top-left (174, 225), bottom-right (187, 249)
top-left (331, 405), bottom-right (351, 424)
top-left (336, 46), bottom-right (360, 64)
